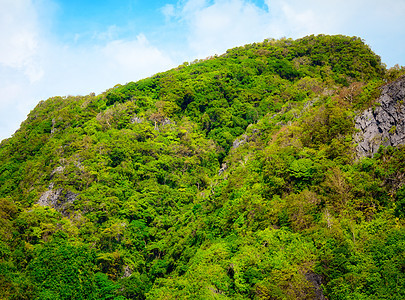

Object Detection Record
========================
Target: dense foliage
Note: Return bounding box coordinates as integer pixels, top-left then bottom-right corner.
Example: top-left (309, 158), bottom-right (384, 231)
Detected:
top-left (0, 35), bottom-right (404, 299)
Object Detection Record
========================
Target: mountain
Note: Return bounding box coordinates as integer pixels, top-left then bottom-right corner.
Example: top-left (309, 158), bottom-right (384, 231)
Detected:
top-left (0, 34), bottom-right (404, 300)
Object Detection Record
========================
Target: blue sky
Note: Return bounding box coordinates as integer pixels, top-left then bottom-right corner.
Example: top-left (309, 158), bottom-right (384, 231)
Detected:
top-left (1, 0), bottom-right (405, 141)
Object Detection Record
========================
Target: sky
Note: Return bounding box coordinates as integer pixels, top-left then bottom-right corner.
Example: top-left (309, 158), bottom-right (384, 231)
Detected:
top-left (1, 0), bottom-right (405, 141)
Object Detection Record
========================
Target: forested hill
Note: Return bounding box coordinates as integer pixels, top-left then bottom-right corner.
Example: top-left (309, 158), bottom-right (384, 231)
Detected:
top-left (0, 34), bottom-right (404, 299)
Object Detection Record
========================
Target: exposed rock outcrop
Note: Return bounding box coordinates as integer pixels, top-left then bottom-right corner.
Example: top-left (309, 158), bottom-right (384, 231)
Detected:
top-left (38, 182), bottom-right (77, 215)
top-left (152, 117), bottom-right (175, 131)
top-left (218, 163), bottom-right (228, 176)
top-left (130, 115), bottom-right (143, 124)
top-left (232, 128), bottom-right (259, 149)
top-left (121, 265), bottom-right (133, 278)
top-left (305, 271), bottom-right (327, 300)
top-left (354, 76), bottom-right (405, 158)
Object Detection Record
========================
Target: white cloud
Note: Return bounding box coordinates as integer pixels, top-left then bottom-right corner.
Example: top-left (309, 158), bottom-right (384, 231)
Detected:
top-left (182, 0), bottom-right (209, 14)
top-left (177, 0), bottom-right (272, 57)
top-left (0, 0), bottom-right (44, 82)
top-left (176, 0), bottom-right (351, 57)
top-left (267, 1), bottom-right (329, 36)
top-left (92, 25), bottom-right (121, 42)
top-left (173, 0), bottom-right (341, 58)
top-left (101, 34), bottom-right (174, 78)
top-left (0, 0), bottom-right (175, 141)
top-left (0, 0), bottom-right (404, 141)
top-left (37, 34), bottom-right (175, 96)
top-left (161, 4), bottom-right (176, 20)
top-left (262, 0), bottom-right (405, 66)
top-left (174, 0), bottom-right (405, 65)
top-left (0, 0), bottom-right (45, 140)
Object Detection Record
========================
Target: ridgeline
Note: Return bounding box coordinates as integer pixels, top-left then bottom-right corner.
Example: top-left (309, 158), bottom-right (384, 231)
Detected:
top-left (0, 35), bottom-right (404, 299)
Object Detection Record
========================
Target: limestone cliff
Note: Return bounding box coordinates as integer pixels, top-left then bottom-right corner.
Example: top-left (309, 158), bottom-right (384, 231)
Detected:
top-left (355, 76), bottom-right (405, 158)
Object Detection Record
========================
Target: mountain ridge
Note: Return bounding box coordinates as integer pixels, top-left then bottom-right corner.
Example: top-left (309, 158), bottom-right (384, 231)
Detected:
top-left (0, 34), bottom-right (404, 300)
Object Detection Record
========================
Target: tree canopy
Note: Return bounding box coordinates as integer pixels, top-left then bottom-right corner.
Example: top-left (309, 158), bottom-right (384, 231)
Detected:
top-left (0, 34), bottom-right (404, 299)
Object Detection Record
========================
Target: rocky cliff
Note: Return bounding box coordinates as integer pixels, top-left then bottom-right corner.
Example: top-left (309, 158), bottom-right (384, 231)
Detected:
top-left (355, 76), bottom-right (405, 158)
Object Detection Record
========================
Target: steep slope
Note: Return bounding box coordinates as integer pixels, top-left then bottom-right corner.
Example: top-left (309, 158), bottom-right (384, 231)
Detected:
top-left (355, 75), bottom-right (405, 158)
top-left (0, 35), bottom-right (404, 300)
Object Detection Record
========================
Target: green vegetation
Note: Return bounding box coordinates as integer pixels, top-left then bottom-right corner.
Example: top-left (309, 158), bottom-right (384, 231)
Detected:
top-left (0, 34), bottom-right (404, 299)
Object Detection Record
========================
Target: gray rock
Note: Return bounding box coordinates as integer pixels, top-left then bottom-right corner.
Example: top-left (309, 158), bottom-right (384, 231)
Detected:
top-left (121, 265), bottom-right (133, 278)
top-left (38, 182), bottom-right (77, 215)
top-left (50, 166), bottom-right (65, 178)
top-left (232, 135), bottom-right (247, 149)
top-left (354, 76), bottom-right (405, 158)
top-left (218, 163), bottom-right (228, 176)
top-left (50, 118), bottom-right (56, 134)
top-left (130, 115), bottom-right (143, 124)
top-left (153, 117), bottom-right (175, 131)
top-left (232, 129), bottom-right (259, 149)
top-left (161, 117), bottom-right (175, 126)
top-left (305, 271), bottom-right (327, 300)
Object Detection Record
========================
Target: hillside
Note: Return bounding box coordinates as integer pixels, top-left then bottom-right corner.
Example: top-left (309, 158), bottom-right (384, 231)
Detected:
top-left (0, 34), bottom-right (404, 299)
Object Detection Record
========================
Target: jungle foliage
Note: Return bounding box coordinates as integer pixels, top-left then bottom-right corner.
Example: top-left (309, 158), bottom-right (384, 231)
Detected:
top-left (0, 35), bottom-right (404, 299)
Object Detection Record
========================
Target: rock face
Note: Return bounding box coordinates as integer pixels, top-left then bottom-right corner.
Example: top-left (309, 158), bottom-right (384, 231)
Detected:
top-left (355, 76), bottom-right (405, 158)
top-left (305, 271), bottom-right (326, 300)
top-left (38, 182), bottom-right (77, 214)
top-left (130, 115), bottom-right (143, 124)
top-left (232, 128), bottom-right (259, 149)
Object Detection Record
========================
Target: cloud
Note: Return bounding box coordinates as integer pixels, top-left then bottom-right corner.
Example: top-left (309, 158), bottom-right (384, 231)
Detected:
top-left (0, 0), bottom-right (46, 140)
top-left (38, 34), bottom-right (175, 96)
top-left (174, 0), bottom-right (347, 58)
top-left (172, 0), bottom-right (270, 57)
top-left (92, 25), bottom-right (121, 42)
top-left (1, 0), bottom-right (404, 140)
top-left (101, 34), bottom-right (174, 79)
top-left (265, 0), bottom-right (335, 36)
top-left (170, 0), bottom-right (339, 58)
top-left (0, 0), bottom-right (175, 141)
top-left (171, 0), bottom-right (405, 65)
top-left (161, 4), bottom-right (176, 20)
top-left (262, 0), bottom-right (405, 66)
top-left (0, 0), bottom-right (44, 82)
